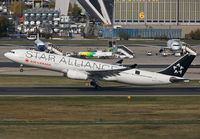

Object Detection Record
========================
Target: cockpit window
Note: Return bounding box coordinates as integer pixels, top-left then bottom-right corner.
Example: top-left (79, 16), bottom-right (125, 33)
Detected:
top-left (173, 45), bottom-right (180, 46)
top-left (8, 51), bottom-right (15, 54)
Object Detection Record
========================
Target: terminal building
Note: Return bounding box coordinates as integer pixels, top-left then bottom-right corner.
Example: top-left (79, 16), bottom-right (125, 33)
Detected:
top-left (114, 0), bottom-right (200, 25)
top-left (78, 0), bottom-right (200, 38)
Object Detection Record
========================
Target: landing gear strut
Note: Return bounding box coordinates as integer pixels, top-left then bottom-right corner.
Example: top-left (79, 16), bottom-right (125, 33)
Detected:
top-left (90, 80), bottom-right (101, 89)
top-left (19, 64), bottom-right (23, 72)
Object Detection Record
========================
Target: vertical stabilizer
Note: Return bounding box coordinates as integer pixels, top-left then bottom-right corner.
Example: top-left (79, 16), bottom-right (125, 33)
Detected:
top-left (159, 53), bottom-right (196, 77)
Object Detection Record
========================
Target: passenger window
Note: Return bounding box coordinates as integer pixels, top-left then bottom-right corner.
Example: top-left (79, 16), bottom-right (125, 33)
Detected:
top-left (135, 70), bottom-right (140, 75)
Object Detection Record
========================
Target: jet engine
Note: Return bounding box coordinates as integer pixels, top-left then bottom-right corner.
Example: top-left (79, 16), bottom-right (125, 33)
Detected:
top-left (65, 70), bottom-right (88, 80)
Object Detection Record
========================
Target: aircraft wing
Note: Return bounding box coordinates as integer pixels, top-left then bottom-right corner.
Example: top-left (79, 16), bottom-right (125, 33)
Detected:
top-left (87, 65), bottom-right (137, 79)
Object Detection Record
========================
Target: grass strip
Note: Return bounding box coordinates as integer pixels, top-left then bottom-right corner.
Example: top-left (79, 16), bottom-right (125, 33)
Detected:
top-left (0, 96), bottom-right (199, 138)
top-left (0, 120), bottom-right (200, 125)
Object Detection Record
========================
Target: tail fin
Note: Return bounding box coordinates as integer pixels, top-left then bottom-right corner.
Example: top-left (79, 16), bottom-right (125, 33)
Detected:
top-left (158, 54), bottom-right (196, 77)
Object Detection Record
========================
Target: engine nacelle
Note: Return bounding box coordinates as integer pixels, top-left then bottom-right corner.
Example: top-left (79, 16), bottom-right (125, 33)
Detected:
top-left (65, 70), bottom-right (88, 80)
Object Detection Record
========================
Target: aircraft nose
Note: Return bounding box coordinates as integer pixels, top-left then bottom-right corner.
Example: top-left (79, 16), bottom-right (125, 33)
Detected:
top-left (4, 52), bottom-right (12, 60)
top-left (4, 52), bottom-right (9, 58)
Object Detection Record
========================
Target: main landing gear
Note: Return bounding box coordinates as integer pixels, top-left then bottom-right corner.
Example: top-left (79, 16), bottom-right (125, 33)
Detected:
top-left (19, 64), bottom-right (23, 72)
top-left (90, 80), bottom-right (101, 90)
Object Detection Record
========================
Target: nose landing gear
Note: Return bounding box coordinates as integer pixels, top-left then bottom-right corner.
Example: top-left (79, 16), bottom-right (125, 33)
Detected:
top-left (19, 64), bottom-right (24, 72)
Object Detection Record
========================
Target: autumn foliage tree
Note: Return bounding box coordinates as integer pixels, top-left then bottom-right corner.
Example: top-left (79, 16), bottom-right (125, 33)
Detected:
top-left (10, 1), bottom-right (27, 19)
top-left (0, 16), bottom-right (9, 37)
top-left (189, 29), bottom-right (200, 40)
top-left (68, 2), bottom-right (73, 13)
top-left (72, 4), bottom-right (82, 17)
top-left (49, 1), bottom-right (55, 9)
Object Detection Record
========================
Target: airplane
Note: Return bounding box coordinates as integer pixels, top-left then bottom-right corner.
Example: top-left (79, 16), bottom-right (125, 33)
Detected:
top-left (78, 50), bottom-right (113, 59)
top-left (159, 40), bottom-right (192, 56)
top-left (158, 40), bottom-right (182, 54)
top-left (34, 34), bottom-right (46, 52)
top-left (132, 40), bottom-right (194, 56)
top-left (4, 48), bottom-right (196, 89)
top-left (75, 41), bottom-right (135, 59)
top-left (166, 40), bottom-right (182, 51)
top-left (31, 34), bottom-right (63, 56)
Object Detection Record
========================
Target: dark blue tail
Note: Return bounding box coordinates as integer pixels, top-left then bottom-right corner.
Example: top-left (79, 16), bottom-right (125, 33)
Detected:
top-left (158, 54), bottom-right (196, 77)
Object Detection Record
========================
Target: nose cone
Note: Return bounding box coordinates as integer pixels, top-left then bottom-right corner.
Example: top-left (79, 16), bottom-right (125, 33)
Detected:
top-left (4, 52), bottom-right (9, 58)
top-left (4, 52), bottom-right (13, 60)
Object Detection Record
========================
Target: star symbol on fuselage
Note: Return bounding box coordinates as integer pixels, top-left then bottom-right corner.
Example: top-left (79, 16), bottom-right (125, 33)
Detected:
top-left (173, 63), bottom-right (184, 75)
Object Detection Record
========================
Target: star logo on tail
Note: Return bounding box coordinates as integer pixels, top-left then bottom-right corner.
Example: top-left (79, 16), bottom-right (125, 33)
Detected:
top-left (173, 63), bottom-right (184, 75)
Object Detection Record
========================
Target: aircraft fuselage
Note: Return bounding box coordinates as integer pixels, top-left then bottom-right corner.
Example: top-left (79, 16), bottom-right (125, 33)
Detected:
top-left (4, 49), bottom-right (182, 85)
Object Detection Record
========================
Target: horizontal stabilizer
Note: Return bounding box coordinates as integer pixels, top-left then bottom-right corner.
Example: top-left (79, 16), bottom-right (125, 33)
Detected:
top-left (169, 77), bottom-right (189, 83)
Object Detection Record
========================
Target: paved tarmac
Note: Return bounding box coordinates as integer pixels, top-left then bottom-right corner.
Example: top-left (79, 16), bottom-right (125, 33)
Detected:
top-left (0, 87), bottom-right (200, 96)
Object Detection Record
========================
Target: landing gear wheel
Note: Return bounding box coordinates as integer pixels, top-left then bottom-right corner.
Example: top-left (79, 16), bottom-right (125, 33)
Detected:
top-left (94, 84), bottom-right (101, 90)
top-left (90, 80), bottom-right (101, 90)
top-left (20, 69), bottom-right (23, 72)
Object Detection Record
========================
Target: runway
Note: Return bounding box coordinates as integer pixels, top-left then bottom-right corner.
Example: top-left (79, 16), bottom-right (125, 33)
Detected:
top-left (0, 87), bottom-right (200, 96)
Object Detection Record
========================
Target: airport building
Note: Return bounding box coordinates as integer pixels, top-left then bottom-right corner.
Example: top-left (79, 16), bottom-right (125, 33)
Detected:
top-left (78, 0), bottom-right (200, 38)
top-left (114, 0), bottom-right (200, 25)
top-left (78, 0), bottom-right (200, 25)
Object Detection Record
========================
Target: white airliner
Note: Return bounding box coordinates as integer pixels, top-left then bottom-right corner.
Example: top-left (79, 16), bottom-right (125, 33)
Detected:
top-left (4, 49), bottom-right (196, 89)
top-left (160, 40), bottom-right (191, 56)
top-left (166, 40), bottom-right (182, 51)
top-left (34, 34), bottom-right (46, 51)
